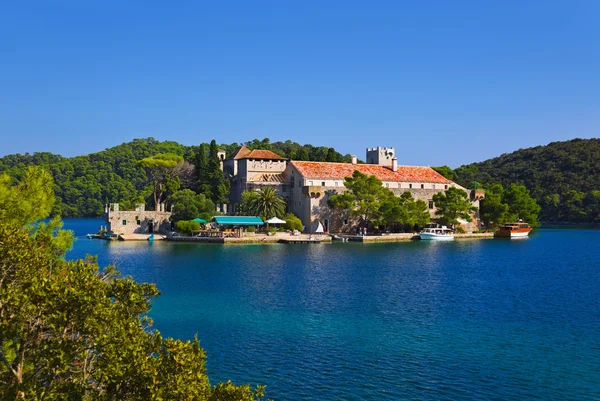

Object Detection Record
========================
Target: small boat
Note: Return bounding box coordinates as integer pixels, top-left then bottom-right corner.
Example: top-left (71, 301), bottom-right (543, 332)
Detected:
top-left (419, 226), bottom-right (454, 241)
top-left (495, 222), bottom-right (532, 238)
top-left (332, 234), bottom-right (348, 242)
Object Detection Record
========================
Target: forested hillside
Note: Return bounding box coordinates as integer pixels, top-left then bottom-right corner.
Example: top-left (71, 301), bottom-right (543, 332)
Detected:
top-left (451, 138), bottom-right (600, 223)
top-left (0, 137), bottom-right (352, 217)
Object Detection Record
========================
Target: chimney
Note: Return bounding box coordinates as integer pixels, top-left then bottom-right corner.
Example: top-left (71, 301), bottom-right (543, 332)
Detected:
top-left (391, 157), bottom-right (398, 172)
top-left (351, 155), bottom-right (357, 165)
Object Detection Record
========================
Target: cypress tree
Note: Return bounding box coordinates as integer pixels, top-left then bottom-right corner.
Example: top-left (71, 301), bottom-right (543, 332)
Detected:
top-left (207, 140), bottom-right (230, 206)
top-left (195, 143), bottom-right (211, 195)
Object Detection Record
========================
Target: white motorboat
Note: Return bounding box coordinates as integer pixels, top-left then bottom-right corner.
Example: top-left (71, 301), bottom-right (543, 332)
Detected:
top-left (419, 226), bottom-right (454, 241)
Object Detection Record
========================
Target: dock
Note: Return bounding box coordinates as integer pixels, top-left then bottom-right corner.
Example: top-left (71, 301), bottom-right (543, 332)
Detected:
top-left (279, 238), bottom-right (323, 244)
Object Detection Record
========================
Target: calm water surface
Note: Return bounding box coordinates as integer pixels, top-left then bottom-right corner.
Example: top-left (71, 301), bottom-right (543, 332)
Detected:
top-left (65, 219), bottom-right (600, 400)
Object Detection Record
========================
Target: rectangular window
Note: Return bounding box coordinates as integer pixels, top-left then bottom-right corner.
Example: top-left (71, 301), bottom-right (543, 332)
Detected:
top-left (344, 219), bottom-right (348, 225)
top-left (136, 220), bottom-right (141, 225)
top-left (322, 181), bottom-right (326, 186)
top-left (445, 185), bottom-right (448, 189)
top-left (421, 184), bottom-right (424, 189)
top-left (122, 220), bottom-right (127, 225)
top-left (409, 184), bottom-right (412, 189)
top-left (429, 200), bottom-right (434, 209)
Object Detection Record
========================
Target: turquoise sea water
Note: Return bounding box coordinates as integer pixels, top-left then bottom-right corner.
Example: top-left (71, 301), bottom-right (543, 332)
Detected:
top-left (65, 219), bottom-right (600, 400)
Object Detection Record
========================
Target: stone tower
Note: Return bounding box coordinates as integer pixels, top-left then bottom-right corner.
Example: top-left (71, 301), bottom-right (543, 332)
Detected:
top-left (366, 146), bottom-right (395, 166)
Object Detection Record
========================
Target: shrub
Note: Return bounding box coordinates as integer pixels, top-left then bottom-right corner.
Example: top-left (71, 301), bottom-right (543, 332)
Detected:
top-left (267, 226), bottom-right (277, 234)
top-left (175, 220), bottom-right (201, 235)
top-left (246, 225), bottom-right (256, 232)
top-left (283, 213), bottom-right (303, 231)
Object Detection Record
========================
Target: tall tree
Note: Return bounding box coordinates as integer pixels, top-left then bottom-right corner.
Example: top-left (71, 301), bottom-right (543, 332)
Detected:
top-left (479, 184), bottom-right (510, 228)
top-left (503, 184), bottom-right (541, 226)
top-left (329, 170), bottom-right (391, 226)
top-left (432, 187), bottom-right (477, 226)
top-left (380, 191), bottom-right (430, 230)
top-left (170, 189), bottom-right (216, 222)
top-left (207, 140), bottom-right (230, 207)
top-left (195, 143), bottom-right (211, 195)
top-left (137, 154), bottom-right (184, 211)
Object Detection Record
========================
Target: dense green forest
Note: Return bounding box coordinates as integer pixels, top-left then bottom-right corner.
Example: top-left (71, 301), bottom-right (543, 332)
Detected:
top-left (0, 138), bottom-right (352, 217)
top-left (447, 138), bottom-right (600, 223)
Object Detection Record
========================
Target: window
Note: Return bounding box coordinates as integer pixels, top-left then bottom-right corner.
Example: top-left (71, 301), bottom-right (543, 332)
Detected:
top-left (322, 181), bottom-right (326, 186)
top-left (122, 220), bottom-right (127, 225)
top-left (409, 184), bottom-right (412, 189)
top-left (445, 185), bottom-right (448, 189)
top-left (136, 220), bottom-right (141, 225)
top-left (344, 219), bottom-right (348, 225)
top-left (429, 200), bottom-right (434, 209)
top-left (421, 184), bottom-right (424, 189)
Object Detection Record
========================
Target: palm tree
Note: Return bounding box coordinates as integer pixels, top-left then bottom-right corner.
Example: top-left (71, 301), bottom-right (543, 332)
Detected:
top-left (249, 187), bottom-right (286, 219)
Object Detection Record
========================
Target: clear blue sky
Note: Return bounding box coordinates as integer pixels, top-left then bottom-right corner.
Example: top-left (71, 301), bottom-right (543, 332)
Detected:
top-left (1, 1), bottom-right (598, 167)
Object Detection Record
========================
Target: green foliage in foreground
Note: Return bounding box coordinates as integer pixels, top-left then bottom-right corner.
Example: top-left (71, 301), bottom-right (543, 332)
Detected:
top-left (0, 167), bottom-right (267, 400)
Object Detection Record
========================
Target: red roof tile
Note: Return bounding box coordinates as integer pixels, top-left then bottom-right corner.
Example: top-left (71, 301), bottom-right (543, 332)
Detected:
top-left (244, 149), bottom-right (286, 160)
top-left (230, 146), bottom-right (286, 160)
top-left (290, 161), bottom-right (452, 184)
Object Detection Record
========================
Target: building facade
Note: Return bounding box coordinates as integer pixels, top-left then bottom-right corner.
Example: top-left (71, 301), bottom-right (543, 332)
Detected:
top-left (223, 146), bottom-right (289, 214)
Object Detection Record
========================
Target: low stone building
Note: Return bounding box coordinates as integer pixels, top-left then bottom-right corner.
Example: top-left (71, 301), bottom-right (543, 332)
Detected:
top-left (105, 203), bottom-right (172, 235)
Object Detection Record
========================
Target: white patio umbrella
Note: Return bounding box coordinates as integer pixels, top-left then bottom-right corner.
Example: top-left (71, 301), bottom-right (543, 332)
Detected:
top-left (266, 217), bottom-right (286, 224)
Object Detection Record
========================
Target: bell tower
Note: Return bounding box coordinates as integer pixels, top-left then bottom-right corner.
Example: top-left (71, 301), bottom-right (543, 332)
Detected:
top-left (366, 146), bottom-right (395, 166)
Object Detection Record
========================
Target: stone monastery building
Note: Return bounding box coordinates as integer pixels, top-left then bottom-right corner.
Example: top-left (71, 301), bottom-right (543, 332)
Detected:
top-left (225, 145), bottom-right (483, 232)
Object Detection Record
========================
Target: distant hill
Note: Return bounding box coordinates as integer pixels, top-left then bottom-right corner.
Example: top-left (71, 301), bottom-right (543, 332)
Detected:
top-left (0, 137), bottom-right (352, 217)
top-left (452, 138), bottom-right (600, 223)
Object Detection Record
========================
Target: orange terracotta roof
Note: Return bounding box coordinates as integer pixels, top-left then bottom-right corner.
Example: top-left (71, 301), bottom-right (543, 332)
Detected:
top-left (244, 149), bottom-right (286, 160)
top-left (230, 146), bottom-right (252, 160)
top-left (289, 161), bottom-right (452, 184)
top-left (230, 146), bottom-right (286, 160)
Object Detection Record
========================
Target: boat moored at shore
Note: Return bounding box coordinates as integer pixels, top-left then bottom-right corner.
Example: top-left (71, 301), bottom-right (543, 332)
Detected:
top-left (419, 225), bottom-right (455, 241)
top-left (495, 222), bottom-right (532, 238)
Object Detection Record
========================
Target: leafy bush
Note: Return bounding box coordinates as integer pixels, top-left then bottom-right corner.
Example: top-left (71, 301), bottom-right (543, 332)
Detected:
top-left (246, 225), bottom-right (256, 232)
top-left (267, 226), bottom-right (277, 234)
top-left (283, 213), bottom-right (303, 231)
top-left (175, 220), bottom-right (201, 235)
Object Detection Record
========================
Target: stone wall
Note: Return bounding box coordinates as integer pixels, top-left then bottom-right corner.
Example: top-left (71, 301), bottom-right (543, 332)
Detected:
top-left (105, 204), bottom-right (172, 235)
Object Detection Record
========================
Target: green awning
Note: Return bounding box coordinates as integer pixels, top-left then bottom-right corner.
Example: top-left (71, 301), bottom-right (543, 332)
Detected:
top-left (212, 216), bottom-right (264, 226)
top-left (192, 218), bottom-right (207, 223)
